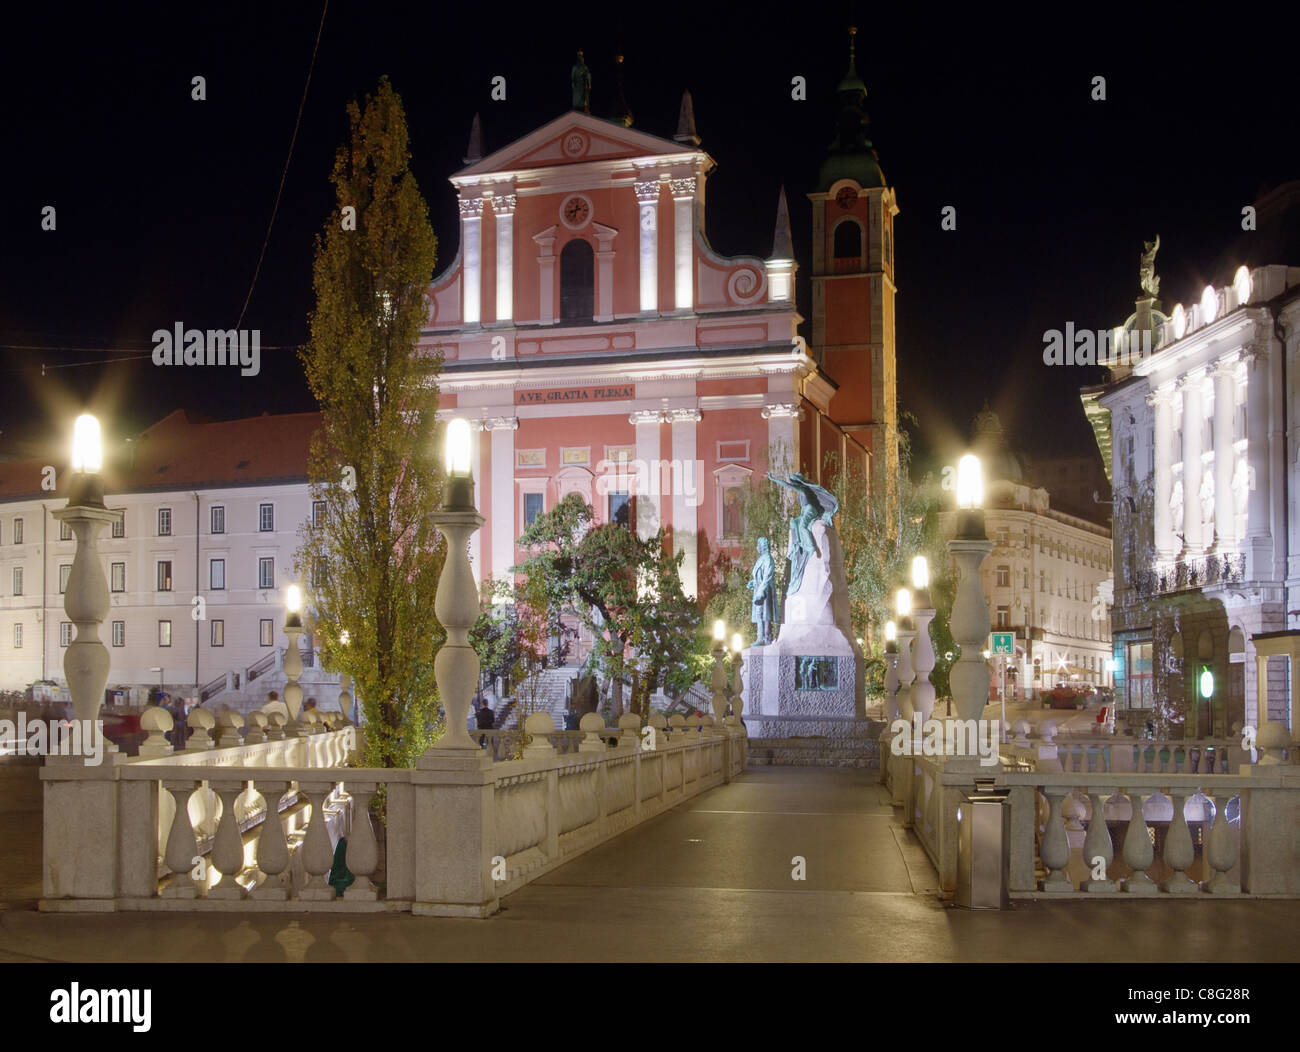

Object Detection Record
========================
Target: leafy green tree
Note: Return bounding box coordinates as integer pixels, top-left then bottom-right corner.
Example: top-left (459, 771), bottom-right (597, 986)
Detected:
top-left (295, 77), bottom-right (443, 769)
top-left (514, 493), bottom-right (703, 720)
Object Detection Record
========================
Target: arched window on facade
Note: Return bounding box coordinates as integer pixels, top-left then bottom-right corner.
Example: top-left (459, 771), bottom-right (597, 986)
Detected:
top-left (560, 238), bottom-right (595, 322)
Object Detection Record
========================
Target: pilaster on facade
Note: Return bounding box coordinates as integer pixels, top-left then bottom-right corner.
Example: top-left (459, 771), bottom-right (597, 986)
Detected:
top-left (670, 177), bottom-right (696, 311)
top-left (1176, 370), bottom-right (1206, 556)
top-left (592, 222), bottom-right (618, 322)
top-left (458, 196), bottom-right (486, 327)
top-left (1148, 383), bottom-right (1178, 560)
top-left (1211, 357), bottom-right (1238, 552)
top-left (634, 181), bottom-right (660, 315)
top-left (491, 192), bottom-right (517, 323)
top-left (532, 226), bottom-right (558, 326)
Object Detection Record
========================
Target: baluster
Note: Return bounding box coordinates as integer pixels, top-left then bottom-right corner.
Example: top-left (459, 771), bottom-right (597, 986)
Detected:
top-left (244, 710), bottom-right (268, 745)
top-left (1039, 786), bottom-right (1074, 891)
top-left (298, 779), bottom-right (338, 900)
top-left (250, 779), bottom-right (290, 900)
top-left (1143, 746), bottom-right (1155, 773)
top-left (1203, 791), bottom-right (1240, 894)
top-left (161, 779), bottom-right (202, 898)
top-left (1157, 746), bottom-right (1170, 773)
top-left (1121, 792), bottom-right (1156, 894)
top-left (523, 712), bottom-right (556, 756)
top-left (648, 713), bottom-right (668, 750)
top-left (579, 713), bottom-right (607, 753)
top-left (1189, 747), bottom-right (1201, 774)
top-left (215, 710), bottom-right (244, 748)
top-left (1082, 789), bottom-right (1116, 891)
top-left (1063, 790), bottom-right (1085, 831)
top-left (1132, 744), bottom-right (1139, 771)
top-left (1173, 747), bottom-right (1185, 773)
top-left (344, 784), bottom-right (380, 899)
top-left (1161, 790), bottom-right (1198, 893)
top-left (1101, 745), bottom-right (1111, 773)
top-left (208, 780), bottom-right (248, 899)
top-left (1086, 745), bottom-right (1098, 774)
top-left (618, 713), bottom-right (640, 749)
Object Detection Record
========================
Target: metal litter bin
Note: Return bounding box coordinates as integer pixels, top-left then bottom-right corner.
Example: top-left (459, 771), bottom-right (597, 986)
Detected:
top-left (956, 778), bottom-right (1010, 909)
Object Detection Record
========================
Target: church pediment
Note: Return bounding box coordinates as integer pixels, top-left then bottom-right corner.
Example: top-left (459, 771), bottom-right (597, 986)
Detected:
top-left (453, 111), bottom-right (704, 181)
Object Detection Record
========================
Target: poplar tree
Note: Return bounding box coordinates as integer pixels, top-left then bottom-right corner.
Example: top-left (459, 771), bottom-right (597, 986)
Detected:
top-left (295, 77), bottom-right (443, 768)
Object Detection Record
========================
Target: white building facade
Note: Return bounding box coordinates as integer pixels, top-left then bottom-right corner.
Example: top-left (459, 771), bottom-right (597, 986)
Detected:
top-left (0, 411), bottom-right (334, 708)
top-left (1087, 264), bottom-right (1300, 736)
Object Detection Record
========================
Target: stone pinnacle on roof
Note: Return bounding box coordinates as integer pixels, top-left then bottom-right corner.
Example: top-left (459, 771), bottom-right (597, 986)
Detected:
top-left (674, 90), bottom-right (700, 146)
top-left (770, 186), bottom-right (794, 260)
top-left (462, 113), bottom-right (482, 165)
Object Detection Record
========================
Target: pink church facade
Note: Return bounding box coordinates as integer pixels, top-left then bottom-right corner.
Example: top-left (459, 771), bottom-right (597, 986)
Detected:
top-left (423, 79), bottom-right (887, 598)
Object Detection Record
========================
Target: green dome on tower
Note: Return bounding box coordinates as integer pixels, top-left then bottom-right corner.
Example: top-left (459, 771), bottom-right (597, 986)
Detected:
top-left (816, 27), bottom-right (885, 192)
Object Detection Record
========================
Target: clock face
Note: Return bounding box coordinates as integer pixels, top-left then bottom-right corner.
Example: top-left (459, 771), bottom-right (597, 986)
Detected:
top-left (561, 195), bottom-right (590, 227)
top-left (836, 187), bottom-right (858, 209)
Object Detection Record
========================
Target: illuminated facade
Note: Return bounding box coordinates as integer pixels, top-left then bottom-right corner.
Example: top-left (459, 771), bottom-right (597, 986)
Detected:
top-left (423, 37), bottom-right (896, 600)
top-left (1086, 263), bottom-right (1300, 735)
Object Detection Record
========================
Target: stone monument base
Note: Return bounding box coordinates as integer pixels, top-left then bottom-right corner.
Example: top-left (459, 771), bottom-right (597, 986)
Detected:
top-left (743, 715), bottom-right (885, 768)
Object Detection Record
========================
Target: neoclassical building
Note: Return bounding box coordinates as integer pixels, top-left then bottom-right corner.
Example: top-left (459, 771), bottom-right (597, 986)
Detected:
top-left (424, 35), bottom-right (898, 599)
top-left (939, 411), bottom-right (1114, 700)
top-left (1082, 256), bottom-right (1300, 736)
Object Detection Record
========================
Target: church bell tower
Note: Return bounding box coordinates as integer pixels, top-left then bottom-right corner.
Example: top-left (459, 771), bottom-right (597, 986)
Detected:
top-left (808, 27), bottom-right (900, 496)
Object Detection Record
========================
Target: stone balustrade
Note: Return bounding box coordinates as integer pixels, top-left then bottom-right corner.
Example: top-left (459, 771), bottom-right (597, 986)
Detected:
top-left (899, 752), bottom-right (1300, 898)
top-left (40, 714), bottom-right (746, 915)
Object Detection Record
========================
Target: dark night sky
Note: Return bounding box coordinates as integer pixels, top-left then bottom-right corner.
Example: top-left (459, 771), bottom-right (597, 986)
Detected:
top-left (2, 1), bottom-right (1296, 475)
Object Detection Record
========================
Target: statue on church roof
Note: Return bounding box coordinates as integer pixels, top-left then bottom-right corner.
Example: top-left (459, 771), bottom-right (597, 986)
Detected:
top-left (1139, 234), bottom-right (1161, 300)
top-left (571, 51), bottom-right (591, 113)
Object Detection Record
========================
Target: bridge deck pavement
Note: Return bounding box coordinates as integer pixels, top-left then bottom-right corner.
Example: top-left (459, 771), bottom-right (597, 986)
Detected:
top-left (2, 765), bottom-right (1299, 962)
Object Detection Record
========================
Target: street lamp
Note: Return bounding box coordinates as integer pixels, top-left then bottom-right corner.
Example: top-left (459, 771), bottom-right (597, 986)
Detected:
top-left (283, 584), bottom-right (304, 734)
top-left (910, 557), bottom-right (936, 723)
top-left (710, 620), bottom-right (727, 726)
top-left (730, 632), bottom-right (745, 724)
top-left (948, 453), bottom-right (992, 745)
top-left (54, 413), bottom-right (119, 736)
top-left (429, 418), bottom-right (485, 752)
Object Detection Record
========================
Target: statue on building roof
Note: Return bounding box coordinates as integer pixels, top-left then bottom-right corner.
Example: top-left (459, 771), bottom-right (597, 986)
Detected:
top-left (571, 51), bottom-right (591, 113)
top-left (1139, 234), bottom-right (1161, 300)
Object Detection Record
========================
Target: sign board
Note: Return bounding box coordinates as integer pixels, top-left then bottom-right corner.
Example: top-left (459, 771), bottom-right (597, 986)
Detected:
top-left (991, 632), bottom-right (1014, 656)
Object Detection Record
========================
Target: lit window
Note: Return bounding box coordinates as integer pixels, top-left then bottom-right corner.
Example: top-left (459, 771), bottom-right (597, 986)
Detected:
top-left (58, 565), bottom-right (71, 594)
top-left (13, 518), bottom-right (23, 544)
top-left (995, 565), bottom-right (1010, 588)
top-left (157, 561), bottom-right (173, 592)
top-left (996, 606), bottom-right (1010, 628)
top-left (211, 620), bottom-right (224, 647)
top-left (524, 491), bottom-right (544, 527)
top-left (158, 620), bottom-right (172, 647)
top-left (259, 619), bottom-right (274, 647)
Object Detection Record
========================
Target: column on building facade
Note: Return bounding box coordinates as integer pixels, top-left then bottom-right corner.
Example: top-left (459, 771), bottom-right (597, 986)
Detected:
top-left (459, 197), bottom-right (484, 326)
top-left (533, 227), bottom-right (557, 325)
top-left (1212, 358), bottom-right (1237, 550)
top-left (1179, 370), bottom-right (1205, 555)
top-left (631, 408), bottom-right (663, 540)
top-left (669, 408), bottom-right (701, 599)
top-left (671, 178), bottom-right (695, 311)
top-left (593, 223), bottom-right (617, 322)
top-left (1150, 384), bottom-right (1177, 559)
top-left (635, 181), bottom-right (659, 314)
top-left (488, 417), bottom-right (518, 584)
top-left (1244, 342), bottom-right (1272, 555)
top-left (493, 194), bottom-right (515, 323)
top-left (762, 402), bottom-right (802, 470)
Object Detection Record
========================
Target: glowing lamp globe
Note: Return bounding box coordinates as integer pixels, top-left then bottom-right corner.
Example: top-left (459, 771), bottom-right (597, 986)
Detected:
top-left (285, 584), bottom-right (303, 628)
top-left (713, 619), bottom-right (727, 642)
top-left (731, 633), bottom-right (743, 654)
top-left (911, 555), bottom-right (929, 590)
top-left (71, 414), bottom-right (103, 472)
top-left (1171, 303), bottom-right (1186, 339)
top-left (441, 418), bottom-right (476, 512)
top-left (884, 620), bottom-right (897, 643)
top-left (895, 588), bottom-right (912, 619)
top-left (1201, 285), bottom-right (1218, 324)
top-left (1199, 666), bottom-right (1214, 700)
top-left (956, 454), bottom-right (983, 509)
top-left (1234, 265), bottom-right (1252, 306)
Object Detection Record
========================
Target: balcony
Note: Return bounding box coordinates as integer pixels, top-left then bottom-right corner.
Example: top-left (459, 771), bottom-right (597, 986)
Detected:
top-left (1130, 553), bottom-right (1247, 598)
